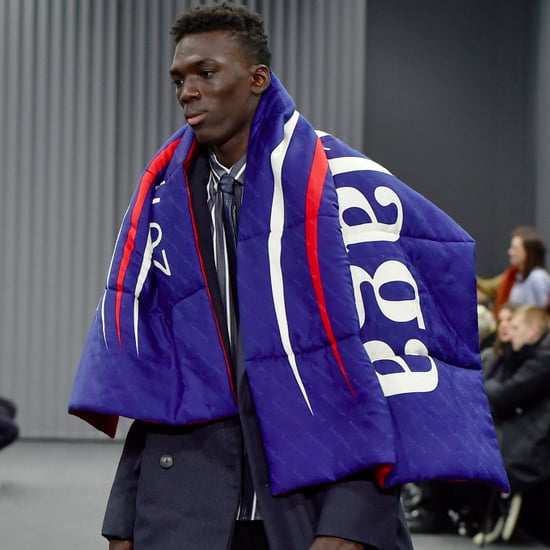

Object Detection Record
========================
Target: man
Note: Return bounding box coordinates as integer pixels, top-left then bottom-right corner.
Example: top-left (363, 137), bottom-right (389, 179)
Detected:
top-left (69, 3), bottom-right (507, 549)
top-left (486, 304), bottom-right (550, 493)
top-left (476, 305), bottom-right (550, 543)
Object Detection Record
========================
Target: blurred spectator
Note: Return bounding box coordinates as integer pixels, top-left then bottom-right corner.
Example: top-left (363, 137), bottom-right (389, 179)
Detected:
top-left (481, 302), bottom-right (519, 376)
top-left (474, 305), bottom-right (550, 544)
top-left (486, 305), bottom-right (550, 491)
top-left (0, 396), bottom-right (19, 452)
top-left (478, 226), bottom-right (550, 314)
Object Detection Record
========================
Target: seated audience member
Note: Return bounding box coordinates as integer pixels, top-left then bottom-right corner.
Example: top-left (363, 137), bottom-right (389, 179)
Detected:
top-left (477, 227), bottom-right (550, 314)
top-left (475, 305), bottom-right (550, 544)
top-left (0, 396), bottom-right (19, 452)
top-left (481, 302), bottom-right (519, 377)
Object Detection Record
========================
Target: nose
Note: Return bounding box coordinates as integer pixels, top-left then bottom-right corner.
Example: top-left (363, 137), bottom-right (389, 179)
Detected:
top-left (178, 81), bottom-right (200, 104)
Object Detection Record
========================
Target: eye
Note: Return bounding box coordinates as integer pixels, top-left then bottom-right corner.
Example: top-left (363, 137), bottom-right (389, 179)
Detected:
top-left (201, 70), bottom-right (215, 79)
top-left (172, 78), bottom-right (184, 88)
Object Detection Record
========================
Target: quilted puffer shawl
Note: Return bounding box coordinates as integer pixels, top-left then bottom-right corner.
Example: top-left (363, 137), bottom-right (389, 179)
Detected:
top-left (69, 73), bottom-right (508, 495)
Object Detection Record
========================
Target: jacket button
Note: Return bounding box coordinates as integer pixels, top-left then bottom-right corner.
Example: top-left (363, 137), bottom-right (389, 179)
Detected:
top-left (160, 454), bottom-right (174, 469)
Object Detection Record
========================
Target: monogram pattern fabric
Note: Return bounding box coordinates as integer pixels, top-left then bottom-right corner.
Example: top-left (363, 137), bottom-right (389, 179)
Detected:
top-left (69, 74), bottom-right (508, 495)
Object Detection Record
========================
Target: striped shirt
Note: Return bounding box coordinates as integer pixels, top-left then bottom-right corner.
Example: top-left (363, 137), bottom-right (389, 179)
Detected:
top-left (207, 151), bottom-right (260, 521)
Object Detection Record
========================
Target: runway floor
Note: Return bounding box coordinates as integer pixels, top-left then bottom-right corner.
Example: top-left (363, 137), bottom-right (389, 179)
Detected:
top-left (0, 440), bottom-right (548, 549)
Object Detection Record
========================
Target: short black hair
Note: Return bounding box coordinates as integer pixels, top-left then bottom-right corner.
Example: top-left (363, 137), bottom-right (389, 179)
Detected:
top-left (170, 2), bottom-right (271, 67)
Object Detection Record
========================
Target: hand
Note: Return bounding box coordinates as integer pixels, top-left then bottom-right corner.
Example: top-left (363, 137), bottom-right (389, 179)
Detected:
top-left (309, 536), bottom-right (364, 550)
top-left (108, 540), bottom-right (133, 550)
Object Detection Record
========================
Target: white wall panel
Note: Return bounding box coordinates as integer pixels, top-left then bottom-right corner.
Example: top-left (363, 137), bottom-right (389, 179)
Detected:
top-left (0, 0), bottom-right (367, 438)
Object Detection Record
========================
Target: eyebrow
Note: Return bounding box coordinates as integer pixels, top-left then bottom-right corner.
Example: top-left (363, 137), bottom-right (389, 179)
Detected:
top-left (170, 58), bottom-right (218, 76)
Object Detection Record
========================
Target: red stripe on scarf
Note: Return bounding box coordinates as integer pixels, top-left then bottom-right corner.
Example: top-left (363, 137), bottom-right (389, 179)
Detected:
top-left (305, 138), bottom-right (356, 398)
top-left (115, 137), bottom-right (182, 347)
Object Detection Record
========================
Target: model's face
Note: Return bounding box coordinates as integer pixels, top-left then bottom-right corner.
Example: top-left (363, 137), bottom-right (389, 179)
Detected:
top-left (169, 30), bottom-right (269, 167)
top-left (508, 236), bottom-right (527, 269)
top-left (497, 307), bottom-right (514, 342)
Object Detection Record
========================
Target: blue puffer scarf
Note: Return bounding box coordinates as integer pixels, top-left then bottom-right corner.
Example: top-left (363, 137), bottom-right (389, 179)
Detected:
top-left (69, 74), bottom-right (508, 495)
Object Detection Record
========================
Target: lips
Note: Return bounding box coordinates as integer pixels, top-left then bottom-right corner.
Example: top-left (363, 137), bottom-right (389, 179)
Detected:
top-left (185, 112), bottom-right (207, 126)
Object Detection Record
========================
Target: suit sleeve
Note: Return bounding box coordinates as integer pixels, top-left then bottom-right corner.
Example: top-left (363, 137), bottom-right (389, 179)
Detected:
top-left (102, 420), bottom-right (147, 541)
top-left (314, 475), bottom-right (409, 549)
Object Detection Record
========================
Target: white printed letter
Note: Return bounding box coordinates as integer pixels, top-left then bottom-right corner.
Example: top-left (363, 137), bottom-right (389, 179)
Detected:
top-left (337, 185), bottom-right (403, 247)
top-left (350, 262), bottom-right (425, 330)
top-left (150, 222), bottom-right (172, 276)
top-left (363, 339), bottom-right (439, 396)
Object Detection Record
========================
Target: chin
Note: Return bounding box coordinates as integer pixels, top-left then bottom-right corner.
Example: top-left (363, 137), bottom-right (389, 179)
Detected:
top-left (188, 126), bottom-right (212, 144)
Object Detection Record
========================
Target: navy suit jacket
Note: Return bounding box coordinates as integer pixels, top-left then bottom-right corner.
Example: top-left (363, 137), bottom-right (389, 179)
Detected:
top-left (101, 152), bottom-right (412, 550)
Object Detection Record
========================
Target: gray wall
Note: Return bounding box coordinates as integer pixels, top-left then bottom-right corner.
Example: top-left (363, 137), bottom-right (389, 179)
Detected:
top-left (0, 0), bottom-right (367, 439)
top-left (364, 0), bottom-right (536, 278)
top-left (1, 0), bottom-right (547, 439)
top-left (535, 0), bottom-right (550, 247)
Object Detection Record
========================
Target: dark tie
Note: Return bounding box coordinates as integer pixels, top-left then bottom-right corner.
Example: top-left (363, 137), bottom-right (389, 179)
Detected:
top-left (219, 173), bottom-right (240, 319)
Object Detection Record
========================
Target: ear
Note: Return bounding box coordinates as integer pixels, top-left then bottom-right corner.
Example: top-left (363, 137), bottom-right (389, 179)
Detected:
top-left (250, 65), bottom-right (270, 95)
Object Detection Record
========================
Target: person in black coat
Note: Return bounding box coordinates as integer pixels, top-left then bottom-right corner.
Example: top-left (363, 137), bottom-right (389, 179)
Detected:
top-left (475, 305), bottom-right (550, 543)
top-left (485, 305), bottom-right (550, 494)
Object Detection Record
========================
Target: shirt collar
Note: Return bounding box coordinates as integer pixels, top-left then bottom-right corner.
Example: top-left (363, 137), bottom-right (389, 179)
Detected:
top-left (208, 151), bottom-right (246, 184)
